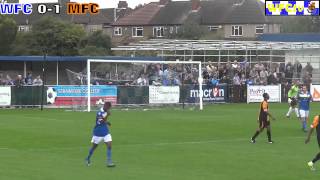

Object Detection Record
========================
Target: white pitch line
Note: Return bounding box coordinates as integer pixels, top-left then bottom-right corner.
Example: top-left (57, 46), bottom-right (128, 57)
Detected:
top-left (0, 136), bottom-right (306, 152)
top-left (0, 114), bottom-right (62, 121)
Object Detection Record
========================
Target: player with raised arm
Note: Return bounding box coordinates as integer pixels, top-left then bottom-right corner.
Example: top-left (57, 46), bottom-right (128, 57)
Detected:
top-left (85, 102), bottom-right (115, 167)
top-left (286, 81), bottom-right (300, 119)
top-left (251, 93), bottom-right (276, 144)
top-left (297, 85), bottom-right (312, 132)
top-left (305, 115), bottom-right (320, 171)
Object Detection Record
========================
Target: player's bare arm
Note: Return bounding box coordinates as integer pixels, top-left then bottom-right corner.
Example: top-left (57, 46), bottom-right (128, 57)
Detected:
top-left (305, 128), bottom-right (314, 144)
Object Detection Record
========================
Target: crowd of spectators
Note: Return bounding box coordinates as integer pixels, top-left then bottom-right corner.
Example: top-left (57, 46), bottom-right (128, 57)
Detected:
top-left (0, 72), bottom-right (43, 86)
top-left (1, 60), bottom-right (314, 87)
top-left (123, 60), bottom-right (314, 87)
top-left (202, 60), bottom-right (314, 87)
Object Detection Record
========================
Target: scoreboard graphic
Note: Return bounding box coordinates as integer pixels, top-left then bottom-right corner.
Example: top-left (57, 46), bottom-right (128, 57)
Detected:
top-left (0, 0), bottom-right (100, 15)
top-left (265, 0), bottom-right (320, 16)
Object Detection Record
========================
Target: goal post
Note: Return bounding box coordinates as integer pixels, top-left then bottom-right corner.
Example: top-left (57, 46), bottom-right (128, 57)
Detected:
top-left (86, 59), bottom-right (203, 112)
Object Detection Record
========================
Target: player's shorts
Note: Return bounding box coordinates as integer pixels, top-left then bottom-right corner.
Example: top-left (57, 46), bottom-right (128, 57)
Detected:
top-left (288, 98), bottom-right (297, 106)
top-left (299, 110), bottom-right (309, 118)
top-left (91, 134), bottom-right (112, 144)
top-left (259, 119), bottom-right (270, 128)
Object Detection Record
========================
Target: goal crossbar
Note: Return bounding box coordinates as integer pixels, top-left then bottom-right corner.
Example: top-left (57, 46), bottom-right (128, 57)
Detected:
top-left (87, 59), bottom-right (203, 112)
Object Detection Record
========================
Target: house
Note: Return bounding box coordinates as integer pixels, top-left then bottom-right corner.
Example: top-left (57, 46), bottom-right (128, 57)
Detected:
top-left (199, 0), bottom-right (280, 39)
top-left (112, 0), bottom-right (281, 44)
top-left (112, 0), bottom-right (193, 44)
top-left (13, 0), bottom-right (131, 37)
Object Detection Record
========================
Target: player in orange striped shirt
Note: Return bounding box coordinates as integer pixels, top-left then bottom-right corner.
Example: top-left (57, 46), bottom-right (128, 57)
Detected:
top-left (305, 115), bottom-right (320, 170)
top-left (251, 93), bottom-right (276, 144)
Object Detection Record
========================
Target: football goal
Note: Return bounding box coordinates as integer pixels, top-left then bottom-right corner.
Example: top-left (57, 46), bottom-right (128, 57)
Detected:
top-left (85, 59), bottom-right (203, 112)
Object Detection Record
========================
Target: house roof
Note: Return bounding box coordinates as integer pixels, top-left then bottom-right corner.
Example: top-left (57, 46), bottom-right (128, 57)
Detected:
top-left (200, 0), bottom-right (270, 25)
top-left (113, 2), bottom-right (162, 26)
top-left (71, 8), bottom-right (114, 25)
top-left (149, 1), bottom-right (192, 25)
top-left (113, 0), bottom-right (276, 27)
top-left (14, 3), bottom-right (131, 26)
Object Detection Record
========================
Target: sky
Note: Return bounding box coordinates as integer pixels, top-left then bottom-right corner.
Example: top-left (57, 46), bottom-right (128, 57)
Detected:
top-left (19, 0), bottom-right (265, 8)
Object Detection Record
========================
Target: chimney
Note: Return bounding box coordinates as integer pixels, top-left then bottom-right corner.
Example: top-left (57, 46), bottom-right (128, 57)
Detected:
top-left (118, 1), bottom-right (128, 9)
top-left (191, 0), bottom-right (200, 12)
top-left (159, 0), bottom-right (170, 7)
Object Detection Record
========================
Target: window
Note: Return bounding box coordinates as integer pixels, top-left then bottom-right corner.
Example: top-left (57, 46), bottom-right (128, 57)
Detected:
top-left (169, 26), bottom-right (174, 34)
top-left (114, 27), bottom-right (122, 36)
top-left (90, 26), bottom-right (98, 32)
top-left (153, 26), bottom-right (164, 37)
top-left (255, 25), bottom-right (264, 34)
top-left (208, 26), bottom-right (219, 32)
top-left (132, 27), bottom-right (143, 37)
top-left (18, 25), bottom-right (29, 32)
top-left (231, 25), bottom-right (243, 36)
top-left (175, 26), bottom-right (180, 34)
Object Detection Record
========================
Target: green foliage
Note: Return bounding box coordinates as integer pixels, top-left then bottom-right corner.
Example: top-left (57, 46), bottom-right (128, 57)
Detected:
top-left (31, 16), bottom-right (86, 55)
top-left (10, 17), bottom-right (113, 56)
top-left (80, 30), bottom-right (112, 55)
top-left (177, 21), bottom-right (205, 40)
top-left (281, 16), bottom-right (320, 33)
top-left (0, 15), bottom-right (17, 55)
top-left (10, 32), bottom-right (41, 55)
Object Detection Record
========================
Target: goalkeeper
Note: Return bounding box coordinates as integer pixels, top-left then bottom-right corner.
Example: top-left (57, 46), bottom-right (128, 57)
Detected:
top-left (286, 81), bottom-right (300, 119)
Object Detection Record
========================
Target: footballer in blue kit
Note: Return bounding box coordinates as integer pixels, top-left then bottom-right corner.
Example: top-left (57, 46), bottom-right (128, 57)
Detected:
top-left (85, 102), bottom-right (115, 167)
top-left (298, 85), bottom-right (312, 132)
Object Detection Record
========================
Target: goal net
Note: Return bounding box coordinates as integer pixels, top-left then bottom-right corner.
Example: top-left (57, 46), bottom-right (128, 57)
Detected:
top-left (68, 59), bottom-right (203, 112)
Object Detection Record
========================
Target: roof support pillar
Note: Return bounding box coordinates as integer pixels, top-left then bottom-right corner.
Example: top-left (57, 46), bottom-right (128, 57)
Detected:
top-left (23, 61), bottom-right (27, 77)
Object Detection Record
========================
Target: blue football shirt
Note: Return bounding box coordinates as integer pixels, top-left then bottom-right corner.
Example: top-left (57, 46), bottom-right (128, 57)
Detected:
top-left (93, 108), bottom-right (109, 137)
top-left (298, 92), bottom-right (312, 111)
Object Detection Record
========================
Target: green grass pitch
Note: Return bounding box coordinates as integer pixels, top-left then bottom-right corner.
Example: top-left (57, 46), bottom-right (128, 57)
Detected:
top-left (1, 103), bottom-right (320, 180)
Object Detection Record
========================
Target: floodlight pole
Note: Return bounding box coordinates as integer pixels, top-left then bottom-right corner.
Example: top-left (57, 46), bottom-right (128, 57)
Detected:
top-left (41, 52), bottom-right (47, 111)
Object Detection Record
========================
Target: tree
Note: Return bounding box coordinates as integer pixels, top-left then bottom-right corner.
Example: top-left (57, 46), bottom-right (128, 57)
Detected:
top-left (31, 16), bottom-right (86, 55)
top-left (281, 16), bottom-right (320, 33)
top-left (177, 20), bottom-right (204, 40)
top-left (0, 15), bottom-right (17, 55)
top-left (79, 30), bottom-right (112, 55)
top-left (11, 32), bottom-right (41, 55)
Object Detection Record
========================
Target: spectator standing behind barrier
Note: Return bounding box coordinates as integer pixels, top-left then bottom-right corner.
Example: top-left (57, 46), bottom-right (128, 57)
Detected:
top-left (293, 60), bottom-right (302, 80)
top-left (14, 75), bottom-right (25, 107)
top-left (285, 62), bottom-right (293, 83)
top-left (33, 75), bottom-right (43, 86)
top-left (5, 75), bottom-right (14, 85)
top-left (25, 72), bottom-right (33, 85)
top-left (279, 62), bottom-right (285, 73)
top-left (15, 75), bottom-right (25, 87)
top-left (302, 72), bottom-right (312, 90)
top-left (268, 71), bottom-right (279, 85)
top-left (260, 68), bottom-right (268, 85)
top-left (0, 73), bottom-right (4, 85)
top-left (304, 62), bottom-right (313, 78)
top-left (136, 75), bottom-right (147, 86)
top-left (233, 73), bottom-right (241, 102)
top-left (240, 73), bottom-right (247, 102)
